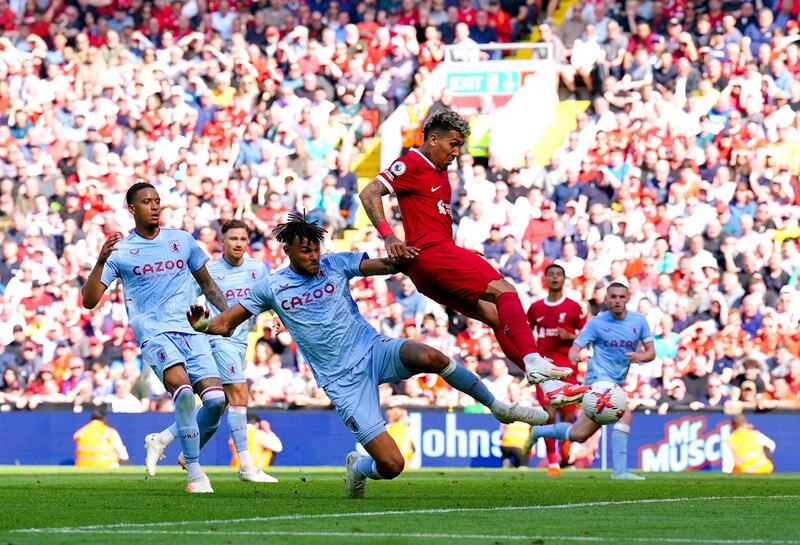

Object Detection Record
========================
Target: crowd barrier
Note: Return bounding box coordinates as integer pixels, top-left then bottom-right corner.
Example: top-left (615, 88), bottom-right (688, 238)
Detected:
top-left (1, 410), bottom-right (797, 472)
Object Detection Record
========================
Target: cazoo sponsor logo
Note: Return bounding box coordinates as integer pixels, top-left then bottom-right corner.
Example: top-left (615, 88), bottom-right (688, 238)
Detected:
top-left (639, 416), bottom-right (731, 472)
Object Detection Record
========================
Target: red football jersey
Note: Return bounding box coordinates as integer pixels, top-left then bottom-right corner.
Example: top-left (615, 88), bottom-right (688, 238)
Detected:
top-left (527, 296), bottom-right (585, 365)
top-left (376, 149), bottom-right (452, 246)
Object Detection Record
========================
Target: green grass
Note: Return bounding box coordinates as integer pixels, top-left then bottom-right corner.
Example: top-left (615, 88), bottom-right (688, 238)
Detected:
top-left (1, 467), bottom-right (798, 545)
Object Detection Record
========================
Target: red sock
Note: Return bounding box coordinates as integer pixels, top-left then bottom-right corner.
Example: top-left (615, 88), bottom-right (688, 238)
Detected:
top-left (494, 327), bottom-right (526, 372)
top-left (495, 291), bottom-right (538, 359)
top-left (546, 438), bottom-right (558, 465)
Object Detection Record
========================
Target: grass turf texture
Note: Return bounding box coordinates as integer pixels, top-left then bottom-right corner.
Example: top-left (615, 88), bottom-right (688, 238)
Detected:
top-left (1, 467), bottom-right (798, 545)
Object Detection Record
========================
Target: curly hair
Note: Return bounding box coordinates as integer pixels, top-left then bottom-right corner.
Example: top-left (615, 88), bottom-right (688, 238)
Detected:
top-left (272, 212), bottom-right (327, 245)
top-left (422, 108), bottom-right (471, 139)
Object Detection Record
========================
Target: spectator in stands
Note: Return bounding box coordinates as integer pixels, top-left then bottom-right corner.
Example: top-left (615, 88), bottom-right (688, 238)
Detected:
top-left (0, 0), bottom-right (799, 419)
top-left (103, 378), bottom-right (145, 414)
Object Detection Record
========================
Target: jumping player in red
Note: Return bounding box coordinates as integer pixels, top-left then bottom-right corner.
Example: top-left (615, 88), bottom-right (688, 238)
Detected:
top-left (359, 109), bottom-right (586, 403)
top-left (527, 264), bottom-right (586, 476)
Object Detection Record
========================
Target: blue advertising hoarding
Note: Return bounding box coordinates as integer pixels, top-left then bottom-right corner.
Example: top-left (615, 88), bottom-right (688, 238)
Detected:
top-left (0, 411), bottom-right (797, 472)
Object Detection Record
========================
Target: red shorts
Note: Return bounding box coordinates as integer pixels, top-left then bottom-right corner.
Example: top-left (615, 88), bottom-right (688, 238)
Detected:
top-left (403, 240), bottom-right (502, 315)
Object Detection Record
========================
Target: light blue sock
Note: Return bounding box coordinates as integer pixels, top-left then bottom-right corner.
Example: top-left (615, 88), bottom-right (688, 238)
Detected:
top-left (196, 388), bottom-right (226, 449)
top-left (535, 422), bottom-right (572, 441)
top-left (440, 358), bottom-right (495, 406)
top-left (353, 455), bottom-right (383, 480)
top-left (227, 406), bottom-right (249, 454)
top-left (612, 423), bottom-right (630, 474)
top-left (173, 385), bottom-right (200, 465)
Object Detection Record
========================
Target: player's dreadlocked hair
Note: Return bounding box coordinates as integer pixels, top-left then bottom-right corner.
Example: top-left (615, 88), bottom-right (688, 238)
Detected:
top-left (273, 212), bottom-right (327, 245)
top-left (422, 108), bottom-right (471, 139)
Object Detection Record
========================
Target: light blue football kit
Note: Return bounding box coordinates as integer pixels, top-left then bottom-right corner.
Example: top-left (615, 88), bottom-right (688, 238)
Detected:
top-left (199, 256), bottom-right (270, 384)
top-left (102, 227), bottom-right (222, 475)
top-left (576, 310), bottom-right (654, 386)
top-left (536, 310), bottom-right (653, 477)
top-left (240, 252), bottom-right (413, 445)
top-left (100, 228), bottom-right (217, 384)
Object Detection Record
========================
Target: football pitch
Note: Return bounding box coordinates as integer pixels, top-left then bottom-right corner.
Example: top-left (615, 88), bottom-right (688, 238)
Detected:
top-left (1, 467), bottom-right (798, 545)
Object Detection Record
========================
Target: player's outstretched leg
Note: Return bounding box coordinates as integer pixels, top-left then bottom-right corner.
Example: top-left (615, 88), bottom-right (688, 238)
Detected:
top-left (399, 341), bottom-right (548, 426)
top-left (533, 412), bottom-right (598, 445)
top-left (345, 434), bottom-right (405, 499)
top-left (488, 282), bottom-right (573, 384)
top-left (473, 293), bottom-right (576, 386)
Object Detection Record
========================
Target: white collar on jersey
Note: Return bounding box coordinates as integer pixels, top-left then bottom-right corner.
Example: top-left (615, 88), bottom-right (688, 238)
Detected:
top-left (542, 295), bottom-right (566, 307)
top-left (410, 148), bottom-right (437, 170)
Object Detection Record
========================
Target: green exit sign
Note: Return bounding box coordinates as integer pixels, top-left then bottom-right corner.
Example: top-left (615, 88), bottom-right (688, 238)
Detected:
top-left (446, 71), bottom-right (520, 95)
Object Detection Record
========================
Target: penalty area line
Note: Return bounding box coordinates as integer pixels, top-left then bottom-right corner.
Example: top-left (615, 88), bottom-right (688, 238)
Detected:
top-left (12, 495), bottom-right (800, 534)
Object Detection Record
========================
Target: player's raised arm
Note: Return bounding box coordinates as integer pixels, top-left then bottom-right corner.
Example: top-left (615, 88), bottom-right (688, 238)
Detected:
top-left (359, 178), bottom-right (417, 261)
top-left (188, 303), bottom-right (252, 337)
top-left (81, 232), bottom-right (122, 309)
top-left (192, 265), bottom-right (229, 312)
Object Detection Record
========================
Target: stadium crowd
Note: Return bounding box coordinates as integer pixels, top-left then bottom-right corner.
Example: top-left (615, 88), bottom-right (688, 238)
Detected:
top-left (0, 0), bottom-right (799, 417)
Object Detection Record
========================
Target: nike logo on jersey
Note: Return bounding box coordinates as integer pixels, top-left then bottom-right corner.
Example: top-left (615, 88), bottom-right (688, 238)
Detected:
top-left (431, 186), bottom-right (441, 192)
top-left (215, 275), bottom-right (225, 281)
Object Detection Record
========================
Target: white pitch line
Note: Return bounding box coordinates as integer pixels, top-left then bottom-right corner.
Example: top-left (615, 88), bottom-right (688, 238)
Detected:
top-left (12, 495), bottom-right (799, 534)
top-left (9, 528), bottom-right (800, 544)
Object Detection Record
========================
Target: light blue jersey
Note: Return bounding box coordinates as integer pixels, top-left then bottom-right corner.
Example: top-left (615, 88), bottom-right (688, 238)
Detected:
top-left (575, 310), bottom-right (653, 385)
top-left (240, 252), bottom-right (380, 387)
top-left (101, 228), bottom-right (209, 344)
top-left (200, 256), bottom-right (270, 349)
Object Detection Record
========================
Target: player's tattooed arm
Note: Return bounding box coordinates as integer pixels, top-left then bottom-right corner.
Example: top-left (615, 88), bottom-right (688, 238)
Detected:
top-left (192, 265), bottom-right (229, 312)
top-left (359, 179), bottom-right (391, 227)
top-left (188, 303), bottom-right (252, 337)
top-left (359, 179), bottom-right (419, 261)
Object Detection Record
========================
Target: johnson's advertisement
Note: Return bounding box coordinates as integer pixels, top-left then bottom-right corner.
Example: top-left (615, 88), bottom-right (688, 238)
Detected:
top-left (0, 410), bottom-right (797, 471)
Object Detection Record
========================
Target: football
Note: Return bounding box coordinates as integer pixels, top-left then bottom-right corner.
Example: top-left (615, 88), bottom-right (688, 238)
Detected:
top-left (582, 381), bottom-right (627, 425)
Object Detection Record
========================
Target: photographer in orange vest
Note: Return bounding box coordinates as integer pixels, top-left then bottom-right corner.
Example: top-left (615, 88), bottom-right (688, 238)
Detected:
top-left (73, 408), bottom-right (129, 469)
top-left (721, 414), bottom-right (775, 474)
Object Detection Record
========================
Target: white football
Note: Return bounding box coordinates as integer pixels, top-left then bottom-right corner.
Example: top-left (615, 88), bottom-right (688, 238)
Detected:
top-left (582, 381), bottom-right (627, 425)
